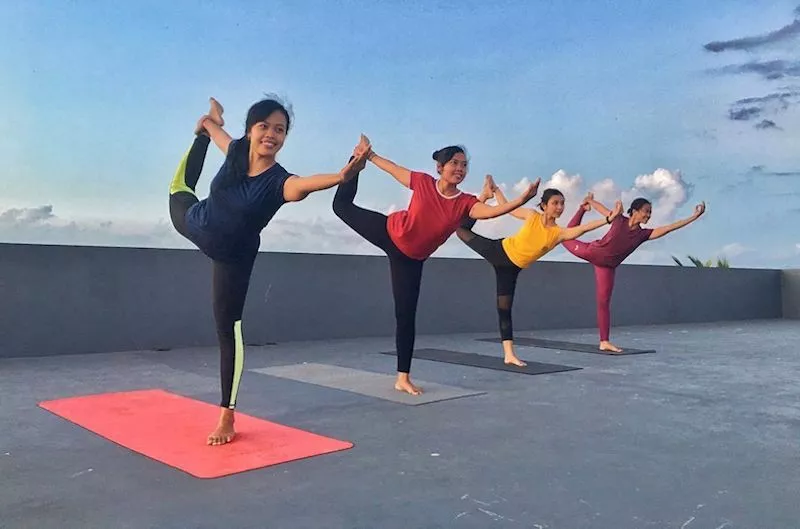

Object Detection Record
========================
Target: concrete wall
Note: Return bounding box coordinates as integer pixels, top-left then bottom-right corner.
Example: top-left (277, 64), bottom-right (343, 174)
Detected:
top-left (0, 243), bottom-right (785, 358)
top-left (782, 269), bottom-right (800, 320)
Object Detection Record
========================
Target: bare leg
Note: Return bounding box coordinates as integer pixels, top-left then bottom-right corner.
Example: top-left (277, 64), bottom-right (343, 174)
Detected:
top-left (208, 409), bottom-right (236, 446)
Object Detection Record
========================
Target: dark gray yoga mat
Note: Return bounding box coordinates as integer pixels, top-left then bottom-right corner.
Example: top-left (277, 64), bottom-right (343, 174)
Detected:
top-left (477, 337), bottom-right (655, 355)
top-left (379, 348), bottom-right (581, 375)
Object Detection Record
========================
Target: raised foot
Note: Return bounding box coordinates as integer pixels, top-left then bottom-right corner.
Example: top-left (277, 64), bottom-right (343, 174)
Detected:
top-left (394, 378), bottom-right (423, 396)
top-left (208, 97), bottom-right (225, 126)
top-left (504, 354), bottom-right (527, 367)
top-left (207, 409), bottom-right (235, 446)
top-left (599, 341), bottom-right (623, 354)
top-left (478, 174), bottom-right (496, 202)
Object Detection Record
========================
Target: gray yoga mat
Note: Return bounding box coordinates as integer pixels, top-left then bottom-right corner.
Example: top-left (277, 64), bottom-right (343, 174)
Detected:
top-left (250, 363), bottom-right (486, 406)
top-left (477, 337), bottom-right (655, 355)
top-left (379, 348), bottom-right (581, 375)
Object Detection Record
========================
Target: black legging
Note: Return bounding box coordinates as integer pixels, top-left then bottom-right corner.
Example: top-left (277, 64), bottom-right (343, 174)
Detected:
top-left (456, 218), bottom-right (522, 341)
top-left (332, 172), bottom-right (423, 373)
top-left (169, 134), bottom-right (255, 409)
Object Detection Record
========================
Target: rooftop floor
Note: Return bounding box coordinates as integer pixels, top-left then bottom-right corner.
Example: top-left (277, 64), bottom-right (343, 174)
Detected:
top-left (2, 319), bottom-right (799, 528)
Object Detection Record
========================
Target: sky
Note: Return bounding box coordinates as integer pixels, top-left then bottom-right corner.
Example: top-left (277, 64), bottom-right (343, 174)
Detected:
top-left (1, 0), bottom-right (800, 268)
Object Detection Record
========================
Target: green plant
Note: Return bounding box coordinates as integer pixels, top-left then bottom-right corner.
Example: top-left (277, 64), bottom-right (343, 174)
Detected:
top-left (671, 254), bottom-right (730, 268)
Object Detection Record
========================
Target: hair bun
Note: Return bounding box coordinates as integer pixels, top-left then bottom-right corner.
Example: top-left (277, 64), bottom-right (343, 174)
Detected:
top-left (431, 149), bottom-right (440, 160)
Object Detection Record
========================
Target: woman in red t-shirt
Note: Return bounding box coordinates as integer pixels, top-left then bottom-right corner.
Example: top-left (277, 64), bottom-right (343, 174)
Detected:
top-left (564, 193), bottom-right (706, 352)
top-left (333, 135), bottom-right (538, 396)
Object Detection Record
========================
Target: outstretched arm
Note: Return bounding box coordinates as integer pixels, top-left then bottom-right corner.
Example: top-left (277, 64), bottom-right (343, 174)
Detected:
top-left (490, 180), bottom-right (540, 221)
top-left (283, 139), bottom-right (370, 202)
top-left (470, 179), bottom-right (540, 220)
top-left (586, 193), bottom-right (613, 217)
top-left (362, 134), bottom-right (412, 188)
top-left (649, 202), bottom-right (705, 240)
top-left (367, 153), bottom-right (412, 188)
top-left (558, 201), bottom-right (623, 242)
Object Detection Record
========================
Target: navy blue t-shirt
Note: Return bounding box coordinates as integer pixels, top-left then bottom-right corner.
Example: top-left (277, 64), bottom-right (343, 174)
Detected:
top-left (185, 138), bottom-right (292, 262)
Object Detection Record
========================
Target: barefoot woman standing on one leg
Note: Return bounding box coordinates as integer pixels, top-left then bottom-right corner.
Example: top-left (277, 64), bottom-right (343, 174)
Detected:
top-left (563, 192), bottom-right (706, 352)
top-left (333, 139), bottom-right (539, 395)
top-left (457, 175), bottom-right (622, 366)
top-left (169, 97), bottom-right (367, 445)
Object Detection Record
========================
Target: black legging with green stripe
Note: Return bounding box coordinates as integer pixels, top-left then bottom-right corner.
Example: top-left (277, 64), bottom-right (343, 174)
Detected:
top-left (169, 134), bottom-right (252, 410)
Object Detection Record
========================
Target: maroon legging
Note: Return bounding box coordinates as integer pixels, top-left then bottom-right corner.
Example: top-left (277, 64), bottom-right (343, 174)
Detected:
top-left (563, 208), bottom-right (615, 342)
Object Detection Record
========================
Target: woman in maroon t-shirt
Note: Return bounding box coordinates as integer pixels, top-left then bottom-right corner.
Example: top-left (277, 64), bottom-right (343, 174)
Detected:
top-left (563, 193), bottom-right (706, 352)
top-left (333, 135), bottom-right (538, 395)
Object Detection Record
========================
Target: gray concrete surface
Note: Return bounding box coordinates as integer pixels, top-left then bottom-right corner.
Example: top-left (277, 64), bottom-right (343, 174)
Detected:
top-left (0, 243), bottom-right (785, 358)
top-left (783, 269), bottom-right (800, 319)
top-left (2, 320), bottom-right (800, 528)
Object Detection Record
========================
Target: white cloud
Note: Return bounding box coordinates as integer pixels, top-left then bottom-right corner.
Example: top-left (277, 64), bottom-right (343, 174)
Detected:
top-left (795, 243), bottom-right (800, 253)
top-left (620, 168), bottom-right (693, 225)
top-left (720, 242), bottom-right (751, 258)
top-left (259, 217), bottom-right (384, 255)
top-left (497, 167), bottom-right (694, 227)
top-left (0, 164), bottom-right (696, 264)
top-left (0, 205), bottom-right (56, 225)
top-left (541, 169), bottom-right (584, 206)
top-left (589, 178), bottom-right (619, 206)
top-left (0, 205), bottom-right (180, 248)
top-left (0, 203), bottom-right (418, 258)
top-left (512, 177), bottom-right (533, 194)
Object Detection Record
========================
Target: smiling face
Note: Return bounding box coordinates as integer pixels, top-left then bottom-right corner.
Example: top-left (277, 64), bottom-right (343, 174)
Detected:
top-left (628, 198), bottom-right (653, 225)
top-left (438, 152), bottom-right (468, 185)
top-left (631, 203), bottom-right (652, 224)
top-left (248, 110), bottom-right (288, 157)
top-left (539, 189), bottom-right (565, 218)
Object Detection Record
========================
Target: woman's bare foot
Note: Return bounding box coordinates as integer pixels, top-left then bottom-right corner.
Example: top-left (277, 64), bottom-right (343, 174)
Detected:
top-left (501, 340), bottom-right (527, 366)
top-left (208, 97), bottom-right (225, 127)
top-left (395, 372), bottom-right (423, 395)
top-left (581, 192), bottom-right (593, 211)
top-left (477, 174), bottom-right (496, 202)
top-left (599, 341), bottom-right (623, 354)
top-left (504, 353), bottom-right (527, 367)
top-left (207, 408), bottom-right (235, 446)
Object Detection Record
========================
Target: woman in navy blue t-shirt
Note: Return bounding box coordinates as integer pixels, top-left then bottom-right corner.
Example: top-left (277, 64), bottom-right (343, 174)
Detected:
top-left (168, 97), bottom-right (368, 446)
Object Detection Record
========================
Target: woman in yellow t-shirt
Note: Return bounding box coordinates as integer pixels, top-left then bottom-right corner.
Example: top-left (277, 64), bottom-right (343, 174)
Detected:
top-left (457, 175), bottom-right (622, 367)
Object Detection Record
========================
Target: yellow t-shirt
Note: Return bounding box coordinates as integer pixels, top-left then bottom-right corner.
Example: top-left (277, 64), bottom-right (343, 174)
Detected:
top-left (501, 212), bottom-right (563, 269)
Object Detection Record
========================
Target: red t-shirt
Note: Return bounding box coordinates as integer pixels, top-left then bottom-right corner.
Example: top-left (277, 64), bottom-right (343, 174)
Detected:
top-left (387, 171), bottom-right (479, 260)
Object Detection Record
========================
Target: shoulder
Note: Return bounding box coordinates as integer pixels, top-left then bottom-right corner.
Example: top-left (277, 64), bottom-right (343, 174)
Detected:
top-left (226, 137), bottom-right (245, 158)
top-left (410, 171), bottom-right (434, 187)
top-left (460, 192), bottom-right (480, 212)
top-left (271, 163), bottom-right (293, 186)
top-left (461, 191), bottom-right (479, 203)
top-left (272, 162), bottom-right (291, 177)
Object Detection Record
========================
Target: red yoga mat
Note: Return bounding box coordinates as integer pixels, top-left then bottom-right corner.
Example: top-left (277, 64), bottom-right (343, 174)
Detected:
top-left (38, 388), bottom-right (354, 479)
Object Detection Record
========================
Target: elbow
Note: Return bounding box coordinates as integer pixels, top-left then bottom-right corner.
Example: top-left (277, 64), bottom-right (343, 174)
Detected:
top-left (283, 187), bottom-right (309, 202)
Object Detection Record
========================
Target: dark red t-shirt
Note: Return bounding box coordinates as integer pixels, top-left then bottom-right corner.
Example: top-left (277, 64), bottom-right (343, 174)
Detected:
top-left (587, 214), bottom-right (653, 267)
top-left (387, 171), bottom-right (479, 260)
